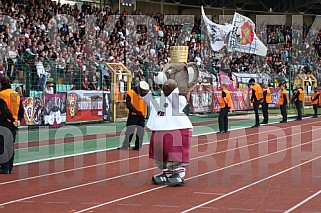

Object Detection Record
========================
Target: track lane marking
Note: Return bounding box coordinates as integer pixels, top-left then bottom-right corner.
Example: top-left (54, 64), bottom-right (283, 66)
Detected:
top-left (284, 190), bottom-right (321, 212)
top-left (2, 119), bottom-right (318, 187)
top-left (3, 119), bottom-right (319, 187)
top-left (181, 156), bottom-right (321, 212)
top-left (72, 129), bottom-right (321, 212)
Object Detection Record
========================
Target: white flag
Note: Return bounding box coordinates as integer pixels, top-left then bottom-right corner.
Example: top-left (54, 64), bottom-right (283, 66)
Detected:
top-left (201, 6), bottom-right (233, 51)
top-left (228, 12), bottom-right (267, 56)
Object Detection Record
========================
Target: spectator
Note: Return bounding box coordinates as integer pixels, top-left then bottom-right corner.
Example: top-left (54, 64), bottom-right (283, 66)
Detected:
top-left (87, 67), bottom-right (98, 90)
top-left (81, 70), bottom-right (89, 90)
top-left (15, 86), bottom-right (23, 96)
top-left (43, 81), bottom-right (54, 96)
top-left (36, 56), bottom-right (49, 91)
top-left (0, 0), bottom-right (320, 90)
top-left (7, 45), bottom-right (18, 81)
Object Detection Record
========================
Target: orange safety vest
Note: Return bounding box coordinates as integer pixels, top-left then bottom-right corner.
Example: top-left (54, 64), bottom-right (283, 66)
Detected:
top-left (220, 89), bottom-right (232, 109)
top-left (0, 88), bottom-right (20, 120)
top-left (311, 91), bottom-right (320, 105)
top-left (278, 89), bottom-right (289, 106)
top-left (261, 87), bottom-right (271, 104)
top-left (295, 88), bottom-right (304, 102)
top-left (252, 84), bottom-right (263, 103)
top-left (126, 89), bottom-right (147, 117)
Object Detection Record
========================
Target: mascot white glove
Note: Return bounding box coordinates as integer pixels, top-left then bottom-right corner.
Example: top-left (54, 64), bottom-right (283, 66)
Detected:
top-left (154, 72), bottom-right (168, 85)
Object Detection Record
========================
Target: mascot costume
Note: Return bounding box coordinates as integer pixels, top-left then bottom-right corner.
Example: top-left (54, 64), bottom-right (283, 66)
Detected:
top-left (138, 62), bottom-right (199, 186)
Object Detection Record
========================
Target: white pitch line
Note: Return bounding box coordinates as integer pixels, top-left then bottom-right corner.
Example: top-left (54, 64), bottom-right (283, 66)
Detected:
top-left (14, 117), bottom-right (314, 166)
top-left (194, 192), bottom-right (224, 196)
top-left (13, 117), bottom-right (320, 168)
top-left (73, 128), bottom-right (321, 212)
top-left (2, 119), bottom-right (317, 187)
top-left (284, 190), bottom-right (321, 213)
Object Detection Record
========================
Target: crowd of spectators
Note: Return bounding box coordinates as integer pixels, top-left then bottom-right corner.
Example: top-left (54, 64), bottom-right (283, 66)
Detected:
top-left (0, 0), bottom-right (320, 94)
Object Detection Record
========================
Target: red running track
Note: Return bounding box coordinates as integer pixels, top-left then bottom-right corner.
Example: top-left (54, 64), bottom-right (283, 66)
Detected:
top-left (1, 118), bottom-right (321, 212)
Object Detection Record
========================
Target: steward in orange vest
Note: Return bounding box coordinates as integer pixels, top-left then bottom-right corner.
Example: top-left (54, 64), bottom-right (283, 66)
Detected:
top-left (117, 82), bottom-right (148, 151)
top-left (260, 84), bottom-right (271, 124)
top-left (279, 84), bottom-right (289, 123)
top-left (311, 87), bottom-right (320, 118)
top-left (0, 87), bottom-right (21, 121)
top-left (0, 76), bottom-right (24, 174)
top-left (218, 84), bottom-right (232, 133)
top-left (249, 78), bottom-right (262, 127)
top-left (292, 84), bottom-right (304, 121)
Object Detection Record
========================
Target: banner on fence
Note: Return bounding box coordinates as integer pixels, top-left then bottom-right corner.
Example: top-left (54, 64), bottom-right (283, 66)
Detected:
top-left (218, 71), bottom-right (236, 90)
top-left (190, 85), bottom-right (281, 113)
top-left (66, 90), bottom-right (104, 122)
top-left (269, 88), bottom-right (281, 108)
top-left (44, 94), bottom-right (67, 128)
top-left (21, 97), bottom-right (43, 126)
top-left (190, 84), bottom-right (213, 113)
top-left (211, 88), bottom-right (251, 112)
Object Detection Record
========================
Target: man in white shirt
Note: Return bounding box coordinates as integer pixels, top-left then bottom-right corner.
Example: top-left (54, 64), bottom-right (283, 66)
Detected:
top-left (195, 53), bottom-right (202, 67)
top-left (8, 46), bottom-right (18, 81)
top-left (139, 80), bottom-right (193, 186)
top-left (36, 57), bottom-right (48, 91)
top-left (158, 28), bottom-right (164, 37)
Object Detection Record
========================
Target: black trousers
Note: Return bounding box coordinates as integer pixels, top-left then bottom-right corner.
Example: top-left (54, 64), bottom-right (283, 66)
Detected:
top-left (0, 124), bottom-right (16, 171)
top-left (122, 114), bottom-right (145, 149)
top-left (261, 102), bottom-right (269, 122)
top-left (295, 101), bottom-right (303, 120)
top-left (218, 107), bottom-right (229, 132)
top-left (280, 104), bottom-right (287, 122)
top-left (313, 104), bottom-right (318, 116)
top-left (253, 101), bottom-right (260, 125)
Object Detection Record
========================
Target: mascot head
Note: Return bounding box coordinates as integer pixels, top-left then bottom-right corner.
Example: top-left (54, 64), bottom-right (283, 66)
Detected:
top-left (156, 62), bottom-right (199, 96)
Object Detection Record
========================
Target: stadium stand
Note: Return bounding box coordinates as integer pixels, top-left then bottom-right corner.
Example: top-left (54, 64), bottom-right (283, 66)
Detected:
top-left (0, 0), bottom-right (320, 97)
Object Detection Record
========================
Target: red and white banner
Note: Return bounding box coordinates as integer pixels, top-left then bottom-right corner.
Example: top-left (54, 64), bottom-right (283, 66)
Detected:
top-left (212, 88), bottom-right (252, 112)
top-left (190, 85), bottom-right (281, 113)
top-left (189, 84), bottom-right (213, 113)
top-left (66, 90), bottom-right (104, 122)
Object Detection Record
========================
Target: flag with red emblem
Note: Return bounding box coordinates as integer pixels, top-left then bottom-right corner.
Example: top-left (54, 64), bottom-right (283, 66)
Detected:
top-left (228, 12), bottom-right (267, 56)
